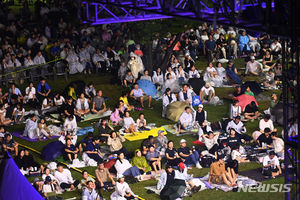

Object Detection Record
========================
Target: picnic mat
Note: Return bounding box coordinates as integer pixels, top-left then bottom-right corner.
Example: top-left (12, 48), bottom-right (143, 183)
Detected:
top-left (11, 132), bottom-right (60, 142)
top-left (50, 110), bottom-right (112, 122)
top-left (123, 127), bottom-right (167, 141)
top-left (162, 124), bottom-right (198, 136)
top-left (199, 173), bottom-right (261, 192)
top-left (76, 126), bottom-right (94, 136)
top-left (239, 168), bottom-right (284, 182)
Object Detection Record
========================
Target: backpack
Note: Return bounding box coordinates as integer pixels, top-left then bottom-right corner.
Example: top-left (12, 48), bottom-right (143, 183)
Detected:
top-left (200, 155), bottom-right (215, 168)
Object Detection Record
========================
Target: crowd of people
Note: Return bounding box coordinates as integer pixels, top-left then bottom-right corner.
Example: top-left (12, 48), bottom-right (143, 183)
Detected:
top-left (0, 1), bottom-right (298, 200)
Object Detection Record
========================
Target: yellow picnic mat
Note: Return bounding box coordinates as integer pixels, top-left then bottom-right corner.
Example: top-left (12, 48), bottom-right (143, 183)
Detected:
top-left (123, 127), bottom-right (167, 141)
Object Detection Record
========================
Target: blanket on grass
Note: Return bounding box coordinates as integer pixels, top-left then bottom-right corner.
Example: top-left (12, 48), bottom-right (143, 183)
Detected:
top-left (239, 168), bottom-right (284, 182)
top-left (162, 124), bottom-right (198, 136)
top-left (121, 127), bottom-right (167, 141)
top-left (50, 110), bottom-right (112, 122)
top-left (199, 173), bottom-right (261, 192)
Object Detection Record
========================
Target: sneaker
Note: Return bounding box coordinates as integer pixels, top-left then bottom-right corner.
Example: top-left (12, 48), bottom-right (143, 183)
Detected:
top-left (196, 163), bottom-right (202, 169)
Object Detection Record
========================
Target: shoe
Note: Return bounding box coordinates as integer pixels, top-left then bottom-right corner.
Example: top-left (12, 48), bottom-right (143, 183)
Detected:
top-left (196, 163), bottom-right (202, 169)
top-left (148, 106), bottom-right (153, 109)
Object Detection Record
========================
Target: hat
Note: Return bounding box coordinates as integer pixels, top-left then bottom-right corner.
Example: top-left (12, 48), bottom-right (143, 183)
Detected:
top-left (45, 176), bottom-right (52, 183)
top-left (198, 104), bottom-right (203, 108)
top-left (33, 177), bottom-right (40, 183)
top-left (158, 130), bottom-right (164, 134)
top-left (250, 56), bottom-right (255, 60)
top-left (117, 174), bottom-right (124, 179)
top-left (180, 139), bottom-right (186, 144)
top-left (178, 162), bottom-right (185, 170)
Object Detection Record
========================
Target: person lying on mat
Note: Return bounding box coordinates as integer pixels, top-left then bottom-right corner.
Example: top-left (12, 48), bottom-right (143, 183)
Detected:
top-left (129, 83), bottom-right (152, 109)
top-left (178, 106), bottom-right (194, 133)
top-left (262, 151), bottom-right (282, 179)
top-left (209, 154), bottom-right (237, 187)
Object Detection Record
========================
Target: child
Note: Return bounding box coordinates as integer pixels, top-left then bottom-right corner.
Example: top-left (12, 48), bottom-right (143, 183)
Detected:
top-left (12, 104), bottom-right (25, 124)
top-left (38, 118), bottom-right (52, 139)
top-left (124, 70), bottom-right (135, 87)
top-left (136, 113), bottom-right (149, 131)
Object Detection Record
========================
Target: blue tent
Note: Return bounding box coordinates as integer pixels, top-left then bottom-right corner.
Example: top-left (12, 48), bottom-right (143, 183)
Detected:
top-left (0, 153), bottom-right (44, 200)
top-left (137, 79), bottom-right (157, 98)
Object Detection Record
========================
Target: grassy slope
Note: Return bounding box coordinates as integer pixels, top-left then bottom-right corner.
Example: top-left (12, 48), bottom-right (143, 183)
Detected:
top-left (8, 55), bottom-right (284, 200)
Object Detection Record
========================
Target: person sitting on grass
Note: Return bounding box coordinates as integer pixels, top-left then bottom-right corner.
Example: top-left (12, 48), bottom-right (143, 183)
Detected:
top-left (256, 128), bottom-right (273, 148)
top-left (165, 140), bottom-right (182, 167)
top-left (209, 154), bottom-right (237, 187)
top-left (229, 100), bottom-right (241, 120)
top-left (54, 163), bottom-right (80, 191)
top-left (178, 139), bottom-right (202, 169)
top-left (199, 82), bottom-right (215, 104)
top-left (42, 176), bottom-right (60, 198)
top-left (82, 180), bottom-right (100, 200)
top-left (178, 107), bottom-right (194, 133)
top-left (124, 70), bottom-right (136, 87)
top-left (202, 131), bottom-right (220, 158)
top-left (244, 101), bottom-right (261, 121)
top-left (245, 56), bottom-right (262, 76)
top-left (230, 144), bottom-right (249, 163)
top-left (64, 138), bottom-right (79, 162)
top-left (23, 114), bottom-right (41, 140)
top-left (146, 145), bottom-right (162, 175)
top-left (259, 114), bottom-right (277, 133)
top-left (0, 104), bottom-right (12, 126)
top-left (270, 132), bottom-right (284, 158)
top-left (91, 90), bottom-right (107, 115)
top-left (155, 130), bottom-right (168, 153)
top-left (110, 104), bottom-right (124, 126)
top-left (114, 152), bottom-right (143, 181)
top-left (136, 113), bottom-right (149, 131)
top-left (141, 135), bottom-right (156, 156)
top-left (81, 170), bottom-right (96, 191)
top-left (157, 164), bottom-right (175, 193)
top-left (63, 115), bottom-right (78, 144)
top-left (226, 116), bottom-right (251, 142)
top-left (178, 84), bottom-right (194, 106)
top-left (131, 149), bottom-right (152, 175)
top-left (2, 133), bottom-right (18, 156)
top-left (11, 103), bottom-right (25, 124)
top-left (123, 111), bottom-right (137, 134)
top-left (162, 88), bottom-right (177, 117)
top-left (84, 137), bottom-right (104, 163)
top-left (76, 92), bottom-right (90, 117)
top-left (95, 161), bottom-right (116, 191)
top-left (85, 82), bottom-right (96, 101)
top-left (119, 91), bottom-right (134, 111)
top-left (38, 117), bottom-right (52, 139)
top-left (262, 151), bottom-right (282, 179)
top-left (129, 83), bottom-right (152, 109)
top-left (98, 119), bottom-right (113, 143)
top-left (107, 131), bottom-right (127, 156)
top-left (110, 175), bottom-right (138, 200)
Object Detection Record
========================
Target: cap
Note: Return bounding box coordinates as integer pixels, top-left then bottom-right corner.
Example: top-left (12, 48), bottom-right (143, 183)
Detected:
top-left (158, 130), bottom-right (164, 134)
top-left (198, 104), bottom-right (203, 108)
top-left (117, 174), bottom-right (124, 179)
top-left (178, 162), bottom-right (185, 169)
top-left (33, 178), bottom-right (40, 183)
top-left (250, 56), bottom-right (255, 60)
top-left (45, 176), bottom-right (52, 182)
top-left (180, 139), bottom-right (186, 144)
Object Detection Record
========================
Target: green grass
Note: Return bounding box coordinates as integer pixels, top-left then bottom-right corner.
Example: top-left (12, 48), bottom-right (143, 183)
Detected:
top-left (7, 57), bottom-right (284, 199)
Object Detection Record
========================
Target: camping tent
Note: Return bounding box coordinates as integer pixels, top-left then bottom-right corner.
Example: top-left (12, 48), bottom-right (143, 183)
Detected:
top-left (0, 153), bottom-right (44, 200)
top-left (166, 101), bottom-right (187, 122)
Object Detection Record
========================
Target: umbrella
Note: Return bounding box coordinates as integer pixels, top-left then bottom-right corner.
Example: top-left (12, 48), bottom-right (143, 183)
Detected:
top-left (137, 79), bottom-right (157, 98)
top-left (160, 179), bottom-right (186, 200)
top-left (236, 94), bottom-right (258, 111)
top-left (188, 78), bottom-right (205, 94)
top-left (242, 81), bottom-right (261, 95)
top-left (166, 101), bottom-right (187, 122)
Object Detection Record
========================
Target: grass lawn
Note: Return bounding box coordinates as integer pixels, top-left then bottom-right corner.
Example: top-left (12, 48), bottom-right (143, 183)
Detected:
top-left (7, 56), bottom-right (284, 200)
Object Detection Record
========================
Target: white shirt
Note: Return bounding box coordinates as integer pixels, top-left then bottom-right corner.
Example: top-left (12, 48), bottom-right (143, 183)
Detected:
top-left (231, 150), bottom-right (241, 161)
top-left (230, 105), bottom-right (241, 119)
top-left (13, 107), bottom-right (25, 116)
top-left (272, 138), bottom-right (284, 153)
top-left (164, 71), bottom-right (176, 80)
top-left (259, 119), bottom-right (274, 131)
top-left (54, 96), bottom-right (65, 106)
top-left (189, 70), bottom-right (200, 78)
top-left (33, 55), bottom-right (46, 65)
top-left (64, 117), bottom-right (77, 131)
top-left (111, 182), bottom-right (134, 199)
top-left (123, 117), bottom-right (135, 129)
top-left (152, 71), bottom-right (164, 85)
top-left (140, 75), bottom-right (152, 82)
top-left (54, 169), bottom-right (74, 184)
top-left (42, 184), bottom-right (56, 194)
top-left (25, 87), bottom-right (36, 99)
top-left (245, 60), bottom-right (260, 74)
top-left (162, 93), bottom-right (177, 107)
top-left (263, 155), bottom-right (279, 168)
top-left (136, 118), bottom-right (147, 127)
top-left (203, 135), bottom-right (218, 150)
top-left (114, 159), bottom-right (132, 176)
top-left (76, 98), bottom-right (89, 110)
top-left (271, 42), bottom-right (282, 52)
top-left (201, 86), bottom-right (215, 96)
top-left (178, 89), bottom-right (193, 103)
top-left (179, 111), bottom-right (194, 126)
top-left (226, 120), bottom-right (246, 134)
